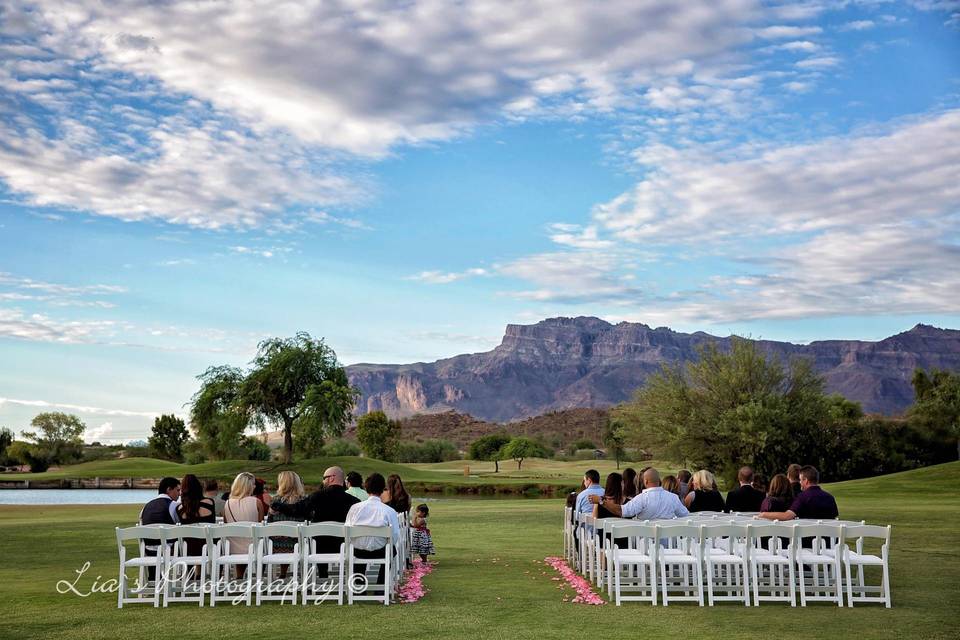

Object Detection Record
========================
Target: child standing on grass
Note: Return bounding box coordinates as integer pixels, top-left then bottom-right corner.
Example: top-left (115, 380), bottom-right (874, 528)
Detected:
top-left (410, 503), bottom-right (435, 562)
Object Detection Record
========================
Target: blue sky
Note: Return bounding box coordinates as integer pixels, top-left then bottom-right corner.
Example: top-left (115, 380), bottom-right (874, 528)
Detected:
top-left (1, 0), bottom-right (958, 442)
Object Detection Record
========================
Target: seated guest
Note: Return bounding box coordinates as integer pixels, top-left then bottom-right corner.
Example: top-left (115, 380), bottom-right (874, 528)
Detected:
top-left (224, 472), bottom-right (266, 577)
top-left (752, 473), bottom-right (768, 495)
top-left (590, 468), bottom-right (689, 520)
top-left (177, 474), bottom-right (215, 555)
top-left (725, 466), bottom-right (765, 512)
top-left (267, 471), bottom-right (307, 557)
top-left (203, 478), bottom-right (225, 518)
top-left (684, 469), bottom-right (726, 512)
top-left (345, 473), bottom-right (401, 584)
top-left (760, 474), bottom-right (794, 513)
top-left (787, 463), bottom-right (802, 497)
top-left (593, 473), bottom-right (623, 519)
top-left (621, 468), bottom-right (639, 502)
top-left (575, 470), bottom-right (605, 516)
top-left (253, 477), bottom-right (272, 508)
top-left (385, 474), bottom-right (411, 515)
top-left (759, 465), bottom-right (838, 521)
top-left (661, 474), bottom-right (681, 496)
top-left (139, 476), bottom-right (181, 579)
top-left (345, 471), bottom-right (369, 501)
top-left (677, 469), bottom-right (692, 501)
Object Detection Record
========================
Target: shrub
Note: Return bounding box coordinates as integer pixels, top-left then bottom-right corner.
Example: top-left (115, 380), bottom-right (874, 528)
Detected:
top-left (322, 439), bottom-right (361, 457)
top-left (242, 436), bottom-right (272, 461)
top-left (394, 439), bottom-right (460, 463)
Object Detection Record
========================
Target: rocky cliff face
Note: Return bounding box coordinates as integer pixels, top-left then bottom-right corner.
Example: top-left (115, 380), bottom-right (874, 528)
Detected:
top-left (345, 318), bottom-right (960, 421)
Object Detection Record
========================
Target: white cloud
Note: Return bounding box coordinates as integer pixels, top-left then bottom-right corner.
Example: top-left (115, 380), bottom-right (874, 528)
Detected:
top-left (0, 397), bottom-right (164, 418)
top-left (407, 268), bottom-right (488, 284)
top-left (754, 25), bottom-right (823, 39)
top-left (839, 20), bottom-right (876, 31)
top-left (497, 252), bottom-right (644, 304)
top-left (547, 224), bottom-right (614, 249)
top-left (795, 55), bottom-right (841, 69)
top-left (0, 308), bottom-right (118, 343)
top-left (84, 421), bottom-right (113, 443)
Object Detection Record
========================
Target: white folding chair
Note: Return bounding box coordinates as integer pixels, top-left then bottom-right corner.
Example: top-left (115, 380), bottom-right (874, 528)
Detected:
top-left (793, 523), bottom-right (845, 607)
top-left (579, 514), bottom-right (597, 579)
top-left (346, 525), bottom-right (394, 605)
top-left (748, 521), bottom-right (796, 606)
top-left (164, 525), bottom-right (211, 607)
top-left (609, 521), bottom-right (659, 605)
top-left (301, 522), bottom-right (347, 605)
top-left (116, 525), bottom-right (169, 608)
top-left (563, 506), bottom-right (574, 562)
top-left (255, 523), bottom-right (302, 605)
top-left (207, 523), bottom-right (256, 606)
top-left (700, 523), bottom-right (751, 606)
top-left (842, 524), bottom-right (892, 607)
top-left (658, 522), bottom-right (704, 606)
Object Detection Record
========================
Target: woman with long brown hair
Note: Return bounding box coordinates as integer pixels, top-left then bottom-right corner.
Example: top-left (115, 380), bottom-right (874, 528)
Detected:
top-left (385, 473), bottom-right (411, 514)
top-left (761, 473), bottom-right (794, 513)
top-left (593, 472), bottom-right (623, 519)
top-left (176, 474), bottom-right (215, 555)
top-left (621, 467), bottom-right (638, 502)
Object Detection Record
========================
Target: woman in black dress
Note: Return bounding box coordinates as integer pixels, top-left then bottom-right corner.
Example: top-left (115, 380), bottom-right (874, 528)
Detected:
top-left (386, 474), bottom-right (411, 515)
top-left (684, 469), bottom-right (726, 512)
top-left (760, 473), bottom-right (794, 513)
top-left (621, 468), bottom-right (638, 502)
top-left (176, 474), bottom-right (215, 555)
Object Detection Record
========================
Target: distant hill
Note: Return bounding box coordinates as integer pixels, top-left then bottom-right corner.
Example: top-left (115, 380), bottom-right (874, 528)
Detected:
top-left (346, 318), bottom-right (960, 421)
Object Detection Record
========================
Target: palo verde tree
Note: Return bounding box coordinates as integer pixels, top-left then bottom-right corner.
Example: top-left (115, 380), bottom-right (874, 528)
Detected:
top-left (500, 436), bottom-right (540, 470)
top-left (468, 432), bottom-right (512, 472)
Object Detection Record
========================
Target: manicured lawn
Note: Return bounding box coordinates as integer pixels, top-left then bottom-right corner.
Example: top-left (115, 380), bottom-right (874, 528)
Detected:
top-left (1, 462), bottom-right (957, 640)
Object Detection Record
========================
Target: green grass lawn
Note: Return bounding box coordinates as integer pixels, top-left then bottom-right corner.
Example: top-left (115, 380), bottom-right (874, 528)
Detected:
top-left (1, 462), bottom-right (958, 640)
top-left (2, 456), bottom-right (672, 493)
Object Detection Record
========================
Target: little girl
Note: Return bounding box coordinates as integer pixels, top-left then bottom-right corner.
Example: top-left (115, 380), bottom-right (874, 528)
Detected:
top-left (410, 503), bottom-right (435, 562)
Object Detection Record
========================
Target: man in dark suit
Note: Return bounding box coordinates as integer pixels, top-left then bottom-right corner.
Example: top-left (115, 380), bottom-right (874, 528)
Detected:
top-left (725, 466), bottom-right (765, 512)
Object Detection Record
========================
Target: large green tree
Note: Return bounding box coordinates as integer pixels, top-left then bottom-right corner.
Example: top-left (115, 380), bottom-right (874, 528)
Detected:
top-left (615, 338), bottom-right (841, 482)
top-left (22, 412), bottom-right (86, 464)
top-left (909, 368), bottom-right (960, 460)
top-left (190, 365), bottom-right (249, 459)
top-left (355, 410), bottom-right (401, 461)
top-left (602, 418), bottom-right (626, 469)
top-left (500, 436), bottom-right (543, 470)
top-left (148, 414), bottom-right (190, 461)
top-left (468, 433), bottom-right (512, 472)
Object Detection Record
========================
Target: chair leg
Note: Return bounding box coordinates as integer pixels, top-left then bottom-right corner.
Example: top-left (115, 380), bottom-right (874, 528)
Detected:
top-left (882, 561), bottom-right (891, 608)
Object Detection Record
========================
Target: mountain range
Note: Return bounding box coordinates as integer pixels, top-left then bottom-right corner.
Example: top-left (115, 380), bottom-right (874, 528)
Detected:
top-left (345, 318), bottom-right (960, 422)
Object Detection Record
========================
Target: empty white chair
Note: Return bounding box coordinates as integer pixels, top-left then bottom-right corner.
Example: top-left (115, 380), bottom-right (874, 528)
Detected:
top-left (842, 524), bottom-right (891, 607)
top-left (255, 523), bottom-right (302, 605)
top-left (300, 522), bottom-right (348, 605)
top-left (164, 525), bottom-right (211, 607)
top-left (748, 521), bottom-right (796, 606)
top-left (609, 522), bottom-right (659, 606)
top-left (793, 523), bottom-right (845, 607)
top-left (115, 525), bottom-right (169, 608)
top-left (345, 525), bottom-right (394, 605)
top-left (658, 522), bottom-right (704, 606)
top-left (207, 523), bottom-right (256, 606)
top-left (700, 523), bottom-right (750, 606)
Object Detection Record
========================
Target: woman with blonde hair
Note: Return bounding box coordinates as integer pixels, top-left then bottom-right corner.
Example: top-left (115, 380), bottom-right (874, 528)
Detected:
top-left (223, 472), bottom-right (266, 577)
top-left (266, 471), bottom-right (306, 576)
top-left (683, 469), bottom-right (726, 512)
top-left (661, 474), bottom-right (681, 496)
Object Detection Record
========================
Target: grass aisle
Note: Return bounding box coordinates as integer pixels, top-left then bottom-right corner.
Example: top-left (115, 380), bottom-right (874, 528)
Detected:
top-left (1, 463), bottom-right (958, 640)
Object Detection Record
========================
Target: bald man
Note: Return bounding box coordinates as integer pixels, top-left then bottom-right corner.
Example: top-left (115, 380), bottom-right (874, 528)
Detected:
top-left (589, 467), bottom-right (689, 520)
top-left (270, 465), bottom-right (359, 525)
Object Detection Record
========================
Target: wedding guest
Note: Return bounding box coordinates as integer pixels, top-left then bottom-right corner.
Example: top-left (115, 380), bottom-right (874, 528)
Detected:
top-left (725, 466), bottom-right (765, 512)
top-left (139, 476), bottom-right (180, 579)
top-left (253, 477), bottom-right (272, 509)
top-left (203, 478), bottom-right (225, 518)
top-left (677, 469), bottom-right (692, 500)
top-left (345, 473), bottom-right (400, 585)
top-left (575, 470), bottom-right (604, 515)
top-left (684, 469), bottom-right (726, 512)
top-left (346, 471), bottom-right (369, 501)
top-left (760, 474), bottom-right (794, 513)
top-left (752, 473), bottom-right (768, 495)
top-left (590, 468), bottom-right (689, 520)
top-left (759, 466), bottom-right (838, 521)
top-left (593, 472), bottom-right (623, 519)
top-left (385, 474), bottom-right (411, 515)
top-left (787, 463), bottom-right (802, 497)
top-left (176, 474), bottom-right (215, 555)
top-left (267, 471), bottom-right (307, 556)
top-left (223, 472), bottom-right (265, 577)
top-left (661, 474), bottom-right (681, 496)
top-left (621, 468), bottom-right (639, 501)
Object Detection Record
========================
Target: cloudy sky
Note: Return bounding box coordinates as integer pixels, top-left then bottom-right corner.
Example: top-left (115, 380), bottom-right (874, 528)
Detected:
top-left (1, 0), bottom-right (958, 442)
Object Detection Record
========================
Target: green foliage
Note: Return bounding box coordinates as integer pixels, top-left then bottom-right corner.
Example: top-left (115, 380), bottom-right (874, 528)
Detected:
top-left (147, 414), bottom-right (190, 461)
top-left (394, 439), bottom-right (461, 463)
top-left (21, 412), bottom-right (86, 465)
top-left (500, 436), bottom-right (549, 470)
top-left (322, 438), bottom-right (361, 457)
top-left (616, 338), bottom-right (843, 483)
top-left (181, 439), bottom-right (207, 465)
top-left (241, 436), bottom-right (272, 461)
top-left (909, 368), bottom-right (960, 460)
top-left (5, 441), bottom-right (49, 472)
top-left (0, 427), bottom-right (12, 456)
top-left (189, 365), bottom-right (249, 460)
top-left (355, 411), bottom-right (401, 461)
top-left (468, 432), bottom-right (512, 472)
top-left (572, 438), bottom-right (596, 450)
top-left (602, 419), bottom-right (626, 469)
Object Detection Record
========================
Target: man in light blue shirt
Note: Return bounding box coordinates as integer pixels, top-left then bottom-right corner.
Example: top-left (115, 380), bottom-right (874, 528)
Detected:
top-left (575, 469), bottom-right (605, 515)
top-left (591, 468), bottom-right (689, 520)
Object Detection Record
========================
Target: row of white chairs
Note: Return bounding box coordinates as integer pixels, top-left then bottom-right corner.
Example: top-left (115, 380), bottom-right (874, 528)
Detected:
top-left (117, 519), bottom-right (412, 608)
top-left (563, 507), bottom-right (891, 608)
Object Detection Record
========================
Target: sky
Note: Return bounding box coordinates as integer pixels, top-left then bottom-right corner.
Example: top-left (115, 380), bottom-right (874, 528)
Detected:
top-left (1, 0), bottom-right (959, 443)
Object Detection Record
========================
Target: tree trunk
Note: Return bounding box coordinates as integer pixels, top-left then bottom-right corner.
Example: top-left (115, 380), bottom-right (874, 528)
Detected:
top-left (282, 416), bottom-right (294, 464)
top-left (494, 459), bottom-right (499, 473)
top-left (517, 459), bottom-right (522, 470)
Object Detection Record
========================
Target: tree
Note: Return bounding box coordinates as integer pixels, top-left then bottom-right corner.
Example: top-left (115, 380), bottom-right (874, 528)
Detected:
top-left (0, 427), bottom-right (12, 463)
top-left (616, 338), bottom-right (841, 483)
top-left (148, 414), bottom-right (190, 461)
top-left (22, 412), bottom-right (86, 464)
top-left (909, 369), bottom-right (960, 460)
top-left (501, 436), bottom-right (541, 470)
top-left (239, 333), bottom-right (358, 463)
top-left (190, 365), bottom-right (249, 460)
top-left (355, 411), bottom-right (401, 461)
top-left (468, 433), bottom-right (512, 472)
top-left (602, 419), bottom-right (626, 469)
top-left (5, 440), bottom-right (50, 472)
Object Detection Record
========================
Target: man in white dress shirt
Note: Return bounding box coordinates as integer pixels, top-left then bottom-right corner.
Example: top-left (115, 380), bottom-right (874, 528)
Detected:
top-left (590, 468), bottom-right (689, 520)
top-left (345, 472), bottom-right (400, 585)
